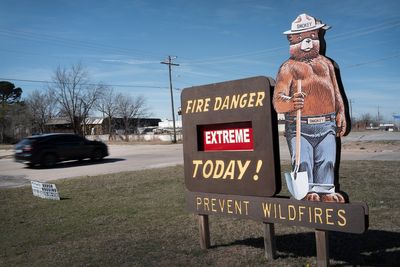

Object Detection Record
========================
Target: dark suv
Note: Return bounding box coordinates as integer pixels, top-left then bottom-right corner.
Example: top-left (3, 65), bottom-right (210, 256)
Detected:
top-left (15, 133), bottom-right (109, 168)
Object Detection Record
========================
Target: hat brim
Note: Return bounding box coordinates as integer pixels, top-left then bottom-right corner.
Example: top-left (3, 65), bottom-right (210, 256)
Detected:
top-left (283, 23), bottom-right (326, 35)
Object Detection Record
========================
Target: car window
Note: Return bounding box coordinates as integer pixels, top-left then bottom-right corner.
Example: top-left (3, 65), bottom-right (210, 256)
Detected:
top-left (17, 138), bottom-right (33, 146)
top-left (62, 135), bottom-right (84, 143)
top-left (48, 136), bottom-right (64, 144)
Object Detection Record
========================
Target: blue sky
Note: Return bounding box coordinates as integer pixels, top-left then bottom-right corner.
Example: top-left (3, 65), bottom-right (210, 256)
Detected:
top-left (1, 0), bottom-right (399, 121)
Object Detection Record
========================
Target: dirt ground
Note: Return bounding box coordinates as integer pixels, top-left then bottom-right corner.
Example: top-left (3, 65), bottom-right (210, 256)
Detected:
top-left (341, 131), bottom-right (400, 152)
top-left (341, 140), bottom-right (400, 153)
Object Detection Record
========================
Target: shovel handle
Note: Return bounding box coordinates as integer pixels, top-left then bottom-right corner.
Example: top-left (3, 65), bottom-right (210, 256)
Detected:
top-left (295, 80), bottom-right (302, 169)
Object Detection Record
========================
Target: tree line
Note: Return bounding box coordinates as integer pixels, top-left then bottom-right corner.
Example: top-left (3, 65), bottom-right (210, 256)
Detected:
top-left (0, 63), bottom-right (149, 143)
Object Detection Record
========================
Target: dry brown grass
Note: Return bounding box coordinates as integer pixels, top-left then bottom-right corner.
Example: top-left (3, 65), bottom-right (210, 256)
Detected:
top-left (342, 140), bottom-right (400, 152)
top-left (0, 162), bottom-right (399, 266)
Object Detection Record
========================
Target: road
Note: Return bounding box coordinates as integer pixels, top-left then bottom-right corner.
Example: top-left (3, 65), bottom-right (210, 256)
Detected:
top-left (0, 144), bottom-right (183, 188)
top-left (1, 131), bottom-right (399, 188)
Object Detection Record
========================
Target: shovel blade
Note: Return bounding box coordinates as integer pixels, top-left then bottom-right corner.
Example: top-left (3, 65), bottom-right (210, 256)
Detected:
top-left (284, 171), bottom-right (309, 200)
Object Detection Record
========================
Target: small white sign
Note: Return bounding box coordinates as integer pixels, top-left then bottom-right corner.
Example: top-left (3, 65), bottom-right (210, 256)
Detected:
top-left (31, 181), bottom-right (60, 200)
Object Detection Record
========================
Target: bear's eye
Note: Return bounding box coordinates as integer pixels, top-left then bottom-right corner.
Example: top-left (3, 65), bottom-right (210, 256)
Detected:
top-left (311, 33), bottom-right (316, 39)
top-left (297, 36), bottom-right (302, 41)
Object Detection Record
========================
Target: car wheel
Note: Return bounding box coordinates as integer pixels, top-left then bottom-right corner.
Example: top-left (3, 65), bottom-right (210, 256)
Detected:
top-left (41, 153), bottom-right (57, 168)
top-left (26, 162), bottom-right (35, 168)
top-left (91, 149), bottom-right (103, 161)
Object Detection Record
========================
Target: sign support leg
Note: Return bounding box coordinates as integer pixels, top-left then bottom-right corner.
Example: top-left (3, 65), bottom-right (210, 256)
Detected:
top-left (263, 222), bottom-right (276, 260)
top-left (198, 214), bottom-right (210, 249)
top-left (315, 230), bottom-right (330, 267)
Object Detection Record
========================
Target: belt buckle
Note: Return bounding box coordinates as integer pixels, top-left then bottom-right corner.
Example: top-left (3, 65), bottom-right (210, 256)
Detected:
top-left (307, 117), bottom-right (326, 124)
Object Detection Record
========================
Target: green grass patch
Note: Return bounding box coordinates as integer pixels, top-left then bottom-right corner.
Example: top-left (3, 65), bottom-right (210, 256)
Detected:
top-left (1, 162), bottom-right (399, 266)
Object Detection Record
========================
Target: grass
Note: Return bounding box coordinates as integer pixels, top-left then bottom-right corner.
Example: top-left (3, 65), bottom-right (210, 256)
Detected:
top-left (1, 161), bottom-right (399, 266)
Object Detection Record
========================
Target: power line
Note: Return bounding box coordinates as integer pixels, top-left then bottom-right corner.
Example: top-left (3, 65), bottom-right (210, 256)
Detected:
top-left (344, 53), bottom-right (400, 69)
top-left (179, 19), bottom-right (400, 66)
top-left (3, 18), bottom-right (398, 68)
top-left (329, 19), bottom-right (400, 41)
top-left (0, 28), bottom-right (164, 59)
top-left (180, 47), bottom-right (285, 65)
top-left (2, 18), bottom-right (399, 91)
top-left (0, 77), bottom-right (168, 89)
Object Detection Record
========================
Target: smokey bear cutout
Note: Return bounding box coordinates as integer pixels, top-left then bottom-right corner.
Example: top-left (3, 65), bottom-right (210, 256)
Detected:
top-left (273, 13), bottom-right (350, 203)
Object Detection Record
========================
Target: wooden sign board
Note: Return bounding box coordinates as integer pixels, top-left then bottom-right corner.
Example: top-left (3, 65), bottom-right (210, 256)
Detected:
top-left (181, 76), bottom-right (281, 197)
top-left (186, 191), bottom-right (368, 234)
top-left (181, 14), bottom-right (370, 264)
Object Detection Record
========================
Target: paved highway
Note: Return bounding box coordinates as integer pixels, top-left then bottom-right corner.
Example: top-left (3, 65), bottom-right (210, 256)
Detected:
top-left (0, 144), bottom-right (183, 188)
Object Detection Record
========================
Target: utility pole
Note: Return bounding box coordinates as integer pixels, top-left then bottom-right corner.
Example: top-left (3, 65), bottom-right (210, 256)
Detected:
top-left (349, 99), bottom-right (355, 129)
top-left (377, 105), bottom-right (381, 127)
top-left (161, 56), bottom-right (179, 143)
top-left (349, 99), bottom-right (354, 120)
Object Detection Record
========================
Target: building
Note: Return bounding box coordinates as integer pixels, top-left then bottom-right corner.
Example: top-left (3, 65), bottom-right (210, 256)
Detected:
top-left (46, 117), bottom-right (74, 133)
top-left (46, 117), bottom-right (161, 135)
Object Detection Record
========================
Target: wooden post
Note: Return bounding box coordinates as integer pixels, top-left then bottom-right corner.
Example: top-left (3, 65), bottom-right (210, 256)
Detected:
top-left (263, 222), bottom-right (276, 260)
top-left (315, 230), bottom-right (329, 267)
top-left (198, 214), bottom-right (210, 249)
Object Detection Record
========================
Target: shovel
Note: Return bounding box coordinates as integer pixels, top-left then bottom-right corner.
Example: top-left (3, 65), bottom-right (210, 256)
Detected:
top-left (284, 80), bottom-right (309, 200)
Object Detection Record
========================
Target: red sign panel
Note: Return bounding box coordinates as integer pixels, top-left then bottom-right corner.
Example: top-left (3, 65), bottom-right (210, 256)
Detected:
top-left (200, 122), bottom-right (253, 151)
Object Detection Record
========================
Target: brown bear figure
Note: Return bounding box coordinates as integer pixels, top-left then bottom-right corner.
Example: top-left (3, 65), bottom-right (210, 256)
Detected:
top-left (273, 13), bottom-right (347, 203)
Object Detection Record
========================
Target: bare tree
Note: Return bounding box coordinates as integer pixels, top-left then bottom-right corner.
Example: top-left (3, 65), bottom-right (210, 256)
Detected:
top-left (26, 89), bottom-right (58, 134)
top-left (96, 86), bottom-right (121, 140)
top-left (50, 63), bottom-right (103, 135)
top-left (80, 84), bottom-right (105, 135)
top-left (116, 94), bottom-right (148, 141)
top-left (358, 113), bottom-right (375, 129)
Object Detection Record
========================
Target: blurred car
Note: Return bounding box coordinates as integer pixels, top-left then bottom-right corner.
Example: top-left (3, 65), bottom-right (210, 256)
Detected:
top-left (14, 133), bottom-right (109, 168)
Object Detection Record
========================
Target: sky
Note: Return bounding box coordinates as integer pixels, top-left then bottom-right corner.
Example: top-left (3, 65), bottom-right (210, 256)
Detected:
top-left (1, 0), bottom-right (399, 122)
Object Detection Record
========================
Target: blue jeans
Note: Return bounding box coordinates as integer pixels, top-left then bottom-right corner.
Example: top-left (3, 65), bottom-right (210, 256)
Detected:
top-left (285, 116), bottom-right (336, 194)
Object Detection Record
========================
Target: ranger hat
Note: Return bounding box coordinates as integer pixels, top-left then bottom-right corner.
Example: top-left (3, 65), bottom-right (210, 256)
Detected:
top-left (284, 13), bottom-right (330, 35)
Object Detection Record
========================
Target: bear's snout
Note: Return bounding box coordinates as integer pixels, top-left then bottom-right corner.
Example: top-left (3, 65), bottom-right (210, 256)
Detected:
top-left (300, 38), bottom-right (313, 52)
